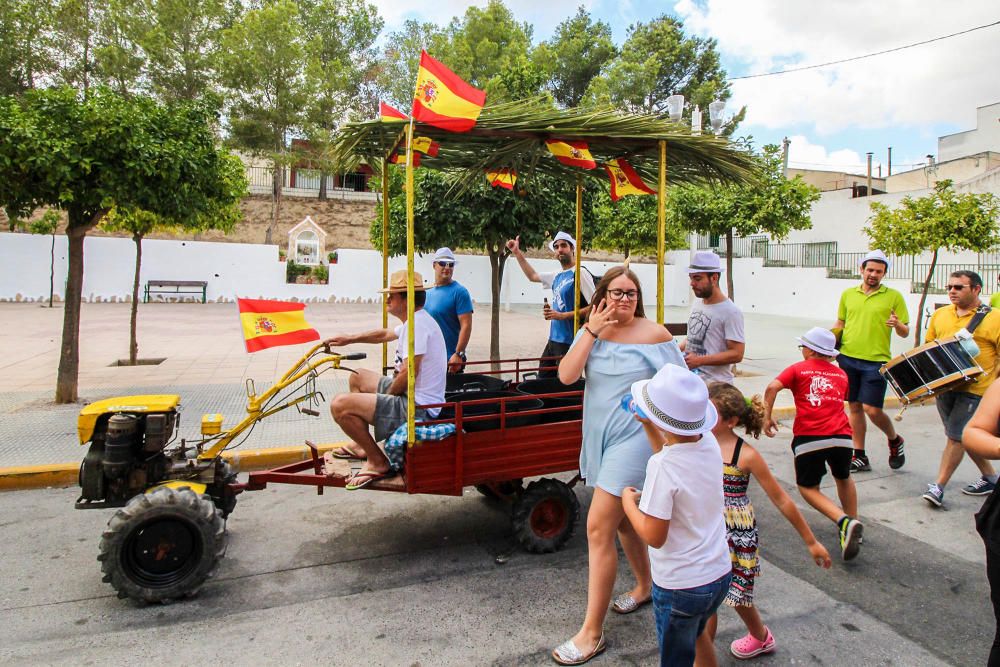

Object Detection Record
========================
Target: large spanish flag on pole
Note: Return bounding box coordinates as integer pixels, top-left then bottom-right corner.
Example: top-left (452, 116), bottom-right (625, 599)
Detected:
top-left (238, 298), bottom-right (320, 353)
top-left (411, 50), bottom-right (486, 132)
top-left (546, 140), bottom-right (597, 169)
top-left (606, 158), bottom-right (657, 200)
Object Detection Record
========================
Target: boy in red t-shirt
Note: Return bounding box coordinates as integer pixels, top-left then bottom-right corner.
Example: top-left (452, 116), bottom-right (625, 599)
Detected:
top-left (763, 327), bottom-right (863, 561)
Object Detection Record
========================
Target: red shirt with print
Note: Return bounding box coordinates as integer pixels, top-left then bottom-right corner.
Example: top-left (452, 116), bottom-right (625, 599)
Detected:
top-left (776, 358), bottom-right (852, 436)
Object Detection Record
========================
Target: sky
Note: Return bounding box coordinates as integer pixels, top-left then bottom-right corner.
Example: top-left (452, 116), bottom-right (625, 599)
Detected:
top-left (369, 0), bottom-right (1000, 177)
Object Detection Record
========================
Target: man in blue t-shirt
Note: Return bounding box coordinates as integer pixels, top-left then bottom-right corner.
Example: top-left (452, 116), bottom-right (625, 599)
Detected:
top-left (506, 231), bottom-right (596, 377)
top-left (424, 247), bottom-right (474, 373)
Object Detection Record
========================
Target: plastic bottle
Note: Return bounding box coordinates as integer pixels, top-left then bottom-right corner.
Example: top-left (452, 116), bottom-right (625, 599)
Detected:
top-left (620, 393), bottom-right (648, 419)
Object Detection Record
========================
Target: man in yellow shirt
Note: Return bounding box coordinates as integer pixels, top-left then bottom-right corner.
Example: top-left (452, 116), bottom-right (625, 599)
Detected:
top-left (922, 270), bottom-right (1000, 508)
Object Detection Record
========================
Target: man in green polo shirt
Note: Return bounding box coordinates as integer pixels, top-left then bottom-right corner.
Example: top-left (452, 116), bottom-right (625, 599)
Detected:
top-left (832, 250), bottom-right (910, 472)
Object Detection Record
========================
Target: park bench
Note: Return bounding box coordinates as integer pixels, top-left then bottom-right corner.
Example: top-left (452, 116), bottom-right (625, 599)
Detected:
top-left (144, 280), bottom-right (208, 303)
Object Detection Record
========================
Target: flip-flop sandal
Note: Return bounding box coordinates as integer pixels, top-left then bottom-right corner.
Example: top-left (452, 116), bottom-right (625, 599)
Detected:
top-left (330, 446), bottom-right (366, 460)
top-left (552, 633), bottom-right (606, 666)
top-left (611, 592), bottom-right (651, 614)
top-left (345, 470), bottom-right (387, 490)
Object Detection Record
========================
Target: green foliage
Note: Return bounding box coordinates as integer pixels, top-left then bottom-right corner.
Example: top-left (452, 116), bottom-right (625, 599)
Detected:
top-left (7, 208), bottom-right (60, 234)
top-left (285, 259), bottom-right (310, 282)
top-left (0, 0), bottom-right (56, 94)
top-left (313, 263), bottom-right (329, 283)
top-left (537, 7), bottom-right (617, 108)
top-left (865, 180), bottom-right (1000, 256)
top-left (591, 192), bottom-right (688, 257)
top-left (375, 19), bottom-right (445, 107)
top-left (435, 0), bottom-right (534, 90)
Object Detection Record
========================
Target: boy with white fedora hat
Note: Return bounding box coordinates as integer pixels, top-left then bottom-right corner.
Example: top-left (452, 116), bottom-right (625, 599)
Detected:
top-left (762, 327), bottom-right (863, 561)
top-left (621, 364), bottom-right (732, 666)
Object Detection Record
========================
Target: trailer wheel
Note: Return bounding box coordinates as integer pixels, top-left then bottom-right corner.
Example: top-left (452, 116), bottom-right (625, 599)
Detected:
top-left (98, 486), bottom-right (227, 603)
top-left (512, 478), bottom-right (579, 553)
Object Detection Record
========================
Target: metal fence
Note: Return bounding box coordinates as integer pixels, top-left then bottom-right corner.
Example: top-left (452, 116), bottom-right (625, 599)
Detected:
top-left (245, 166), bottom-right (377, 201)
top-left (913, 263), bottom-right (1000, 296)
top-left (761, 242), bottom-right (838, 268)
top-left (826, 252), bottom-right (915, 282)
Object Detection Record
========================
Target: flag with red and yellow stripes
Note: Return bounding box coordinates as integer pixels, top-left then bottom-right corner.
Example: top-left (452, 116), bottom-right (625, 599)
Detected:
top-left (388, 151), bottom-right (421, 167)
top-left (380, 101), bottom-right (409, 122)
top-left (411, 51), bottom-right (486, 132)
top-left (411, 136), bottom-right (440, 157)
top-left (545, 140), bottom-right (597, 169)
top-left (486, 168), bottom-right (516, 190)
top-left (238, 299), bottom-right (320, 353)
top-left (605, 158), bottom-right (657, 201)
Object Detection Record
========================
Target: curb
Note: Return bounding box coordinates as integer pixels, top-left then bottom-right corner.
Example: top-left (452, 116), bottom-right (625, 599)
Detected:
top-left (0, 396), bottom-right (909, 492)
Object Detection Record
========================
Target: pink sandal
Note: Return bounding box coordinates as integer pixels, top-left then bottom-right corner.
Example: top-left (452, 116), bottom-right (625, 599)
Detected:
top-left (730, 627), bottom-right (775, 659)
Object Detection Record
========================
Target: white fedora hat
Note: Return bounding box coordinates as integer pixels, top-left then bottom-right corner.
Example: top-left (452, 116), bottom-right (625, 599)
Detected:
top-left (860, 249), bottom-right (891, 272)
top-left (630, 364), bottom-right (718, 436)
top-left (433, 247), bottom-right (456, 263)
top-left (549, 230), bottom-right (577, 251)
top-left (797, 326), bottom-right (839, 357)
top-left (688, 250), bottom-right (724, 274)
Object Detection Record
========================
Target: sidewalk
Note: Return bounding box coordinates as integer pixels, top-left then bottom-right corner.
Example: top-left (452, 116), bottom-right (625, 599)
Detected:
top-left (0, 301), bottom-right (904, 488)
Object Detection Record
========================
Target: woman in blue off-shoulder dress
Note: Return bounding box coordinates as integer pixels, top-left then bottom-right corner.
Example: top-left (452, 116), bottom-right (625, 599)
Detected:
top-left (551, 265), bottom-right (687, 666)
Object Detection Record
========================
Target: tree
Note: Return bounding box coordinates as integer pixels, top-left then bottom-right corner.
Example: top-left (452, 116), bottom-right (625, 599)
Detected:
top-left (92, 0), bottom-right (145, 96)
top-left (536, 7), bottom-right (617, 108)
top-left (7, 209), bottom-right (60, 307)
top-left (50, 0), bottom-right (101, 91)
top-left (0, 87), bottom-right (247, 402)
top-left (374, 19), bottom-right (445, 107)
top-left (434, 0), bottom-right (534, 90)
top-left (219, 0), bottom-right (308, 244)
top-left (0, 0), bottom-right (56, 94)
top-left (370, 168), bottom-right (589, 360)
top-left (591, 192), bottom-right (688, 258)
top-left (865, 180), bottom-right (1000, 346)
top-left (668, 144), bottom-right (819, 300)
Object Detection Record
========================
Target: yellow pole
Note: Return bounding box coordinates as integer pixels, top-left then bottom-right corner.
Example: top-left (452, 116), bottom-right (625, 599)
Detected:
top-left (657, 140), bottom-right (667, 324)
top-left (381, 158), bottom-right (390, 372)
top-left (574, 176), bottom-right (583, 335)
top-left (405, 122), bottom-right (415, 443)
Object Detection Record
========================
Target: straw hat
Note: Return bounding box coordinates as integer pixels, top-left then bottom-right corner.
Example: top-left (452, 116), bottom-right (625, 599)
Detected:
top-left (630, 364), bottom-right (718, 436)
top-left (379, 269), bottom-right (428, 293)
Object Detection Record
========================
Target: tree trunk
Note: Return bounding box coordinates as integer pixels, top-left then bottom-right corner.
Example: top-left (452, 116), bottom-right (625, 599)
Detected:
top-left (488, 245), bottom-right (503, 369)
top-left (318, 170), bottom-right (328, 201)
top-left (266, 160), bottom-right (283, 245)
top-left (725, 228), bottom-right (735, 300)
top-left (914, 248), bottom-right (938, 347)
top-left (48, 231), bottom-right (55, 308)
top-left (56, 210), bottom-right (103, 403)
top-left (129, 232), bottom-right (143, 365)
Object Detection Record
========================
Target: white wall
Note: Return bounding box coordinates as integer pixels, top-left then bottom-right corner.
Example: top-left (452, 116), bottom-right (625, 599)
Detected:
top-left (939, 103), bottom-right (1000, 162)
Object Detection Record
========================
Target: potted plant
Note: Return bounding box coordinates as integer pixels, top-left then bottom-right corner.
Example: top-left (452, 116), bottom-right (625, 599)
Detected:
top-left (314, 264), bottom-right (329, 284)
top-left (328, 250), bottom-right (338, 264)
top-left (278, 248), bottom-right (287, 262)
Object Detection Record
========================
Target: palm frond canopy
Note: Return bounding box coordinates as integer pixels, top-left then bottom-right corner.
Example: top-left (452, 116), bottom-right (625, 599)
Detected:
top-left (331, 97), bottom-right (760, 191)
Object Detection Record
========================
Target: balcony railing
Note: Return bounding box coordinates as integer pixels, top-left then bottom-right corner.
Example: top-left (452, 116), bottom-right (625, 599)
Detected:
top-left (245, 166), bottom-right (377, 201)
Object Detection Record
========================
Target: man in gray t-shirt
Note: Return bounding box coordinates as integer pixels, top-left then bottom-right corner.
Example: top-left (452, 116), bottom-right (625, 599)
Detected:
top-left (681, 251), bottom-right (746, 384)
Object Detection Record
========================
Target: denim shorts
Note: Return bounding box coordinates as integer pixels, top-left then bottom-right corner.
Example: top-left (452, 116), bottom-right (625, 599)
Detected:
top-left (652, 571), bottom-right (732, 667)
top-left (935, 391), bottom-right (981, 441)
top-left (373, 375), bottom-right (427, 442)
top-left (837, 353), bottom-right (888, 408)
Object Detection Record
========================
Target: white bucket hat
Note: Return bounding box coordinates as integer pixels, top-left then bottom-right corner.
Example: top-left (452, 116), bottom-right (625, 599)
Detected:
top-left (688, 250), bottom-right (724, 274)
top-left (549, 231), bottom-right (576, 251)
top-left (797, 326), bottom-right (839, 357)
top-left (630, 364), bottom-right (718, 436)
top-left (860, 249), bottom-right (891, 272)
top-left (433, 247), bottom-right (456, 264)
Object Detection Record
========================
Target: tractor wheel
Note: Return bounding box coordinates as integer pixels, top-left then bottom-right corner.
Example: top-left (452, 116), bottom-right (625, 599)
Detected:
top-left (474, 479), bottom-right (524, 501)
top-left (211, 460), bottom-right (239, 518)
top-left (98, 486), bottom-right (227, 603)
top-left (511, 478), bottom-right (579, 554)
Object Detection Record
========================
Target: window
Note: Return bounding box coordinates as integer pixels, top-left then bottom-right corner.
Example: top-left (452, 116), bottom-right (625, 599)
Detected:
top-left (295, 230), bottom-right (320, 265)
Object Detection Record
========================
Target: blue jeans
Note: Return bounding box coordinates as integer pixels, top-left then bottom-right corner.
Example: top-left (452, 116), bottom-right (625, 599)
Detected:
top-left (652, 572), bottom-right (732, 667)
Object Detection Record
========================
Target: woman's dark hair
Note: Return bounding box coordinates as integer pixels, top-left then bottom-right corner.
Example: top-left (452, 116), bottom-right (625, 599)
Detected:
top-left (708, 383), bottom-right (764, 439)
top-left (590, 266), bottom-right (645, 319)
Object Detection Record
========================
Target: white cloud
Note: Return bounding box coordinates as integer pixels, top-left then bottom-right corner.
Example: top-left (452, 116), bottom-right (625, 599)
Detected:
top-left (784, 135), bottom-right (867, 173)
top-left (674, 0), bottom-right (1000, 135)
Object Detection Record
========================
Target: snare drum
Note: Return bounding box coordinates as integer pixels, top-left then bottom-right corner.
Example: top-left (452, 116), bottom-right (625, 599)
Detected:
top-left (880, 336), bottom-right (983, 404)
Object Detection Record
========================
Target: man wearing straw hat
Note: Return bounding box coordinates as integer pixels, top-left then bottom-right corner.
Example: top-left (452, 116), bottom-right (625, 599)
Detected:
top-left (506, 231), bottom-right (595, 378)
top-left (324, 270), bottom-right (447, 489)
top-left (832, 249), bottom-right (908, 474)
top-left (681, 251), bottom-right (745, 385)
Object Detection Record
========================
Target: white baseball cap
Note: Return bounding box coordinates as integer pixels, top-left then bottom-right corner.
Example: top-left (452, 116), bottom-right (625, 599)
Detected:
top-left (549, 231), bottom-right (576, 251)
top-left (797, 326), bottom-right (839, 357)
top-left (860, 249), bottom-right (891, 272)
top-left (630, 364), bottom-right (718, 436)
top-left (688, 250), bottom-right (724, 274)
top-left (433, 247), bottom-right (456, 263)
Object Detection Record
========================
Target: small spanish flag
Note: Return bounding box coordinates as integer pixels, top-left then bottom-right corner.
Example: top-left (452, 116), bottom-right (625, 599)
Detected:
top-left (388, 151), bottom-right (421, 167)
top-left (238, 298), bottom-right (320, 353)
top-left (411, 136), bottom-right (440, 157)
top-left (546, 140), bottom-right (597, 169)
top-left (486, 168), bottom-right (516, 190)
top-left (380, 101), bottom-right (408, 122)
top-left (412, 50), bottom-right (486, 132)
top-left (606, 158), bottom-right (657, 201)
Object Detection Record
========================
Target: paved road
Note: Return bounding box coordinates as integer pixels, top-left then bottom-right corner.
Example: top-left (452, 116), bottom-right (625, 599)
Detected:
top-left (0, 403), bottom-right (992, 665)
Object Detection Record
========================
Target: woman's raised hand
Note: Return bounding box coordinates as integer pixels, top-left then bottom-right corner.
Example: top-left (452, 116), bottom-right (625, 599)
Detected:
top-left (587, 299), bottom-right (619, 333)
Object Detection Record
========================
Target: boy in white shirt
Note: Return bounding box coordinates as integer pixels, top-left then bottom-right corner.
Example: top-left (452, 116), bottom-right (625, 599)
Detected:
top-left (622, 364), bottom-right (732, 667)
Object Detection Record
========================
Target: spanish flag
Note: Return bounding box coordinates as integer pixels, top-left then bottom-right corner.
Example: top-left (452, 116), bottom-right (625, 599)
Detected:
top-left (606, 158), bottom-right (657, 201)
top-left (238, 298), bottom-right (320, 353)
top-left (546, 140), bottom-right (597, 169)
top-left (411, 50), bottom-right (486, 132)
top-left (389, 151), bottom-right (421, 167)
top-left (486, 168), bottom-right (516, 190)
top-left (411, 136), bottom-right (440, 157)
top-left (380, 101), bottom-right (409, 122)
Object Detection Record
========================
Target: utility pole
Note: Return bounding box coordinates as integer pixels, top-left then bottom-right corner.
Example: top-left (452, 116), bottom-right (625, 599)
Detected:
top-left (781, 137), bottom-right (791, 177)
top-left (866, 152), bottom-right (873, 197)
top-left (887, 146), bottom-right (892, 176)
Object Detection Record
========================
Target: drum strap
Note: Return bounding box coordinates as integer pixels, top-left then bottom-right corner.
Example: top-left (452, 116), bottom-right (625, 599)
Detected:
top-left (967, 304), bottom-right (992, 335)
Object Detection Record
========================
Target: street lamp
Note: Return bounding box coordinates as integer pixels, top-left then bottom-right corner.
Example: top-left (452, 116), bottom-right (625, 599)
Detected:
top-left (709, 100), bottom-right (726, 134)
top-left (665, 95), bottom-right (684, 123)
